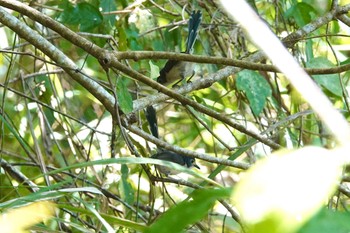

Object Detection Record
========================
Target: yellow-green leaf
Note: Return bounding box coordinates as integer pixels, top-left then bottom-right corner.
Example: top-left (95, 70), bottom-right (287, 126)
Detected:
top-left (0, 201), bottom-right (56, 233)
top-left (231, 146), bottom-right (342, 233)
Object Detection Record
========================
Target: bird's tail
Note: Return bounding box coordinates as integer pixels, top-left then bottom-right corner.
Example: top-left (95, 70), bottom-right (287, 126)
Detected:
top-left (185, 10), bottom-right (202, 54)
top-left (145, 106), bottom-right (159, 139)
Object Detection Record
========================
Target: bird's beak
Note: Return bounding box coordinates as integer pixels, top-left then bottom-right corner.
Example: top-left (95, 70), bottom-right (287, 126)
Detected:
top-left (193, 162), bottom-right (200, 169)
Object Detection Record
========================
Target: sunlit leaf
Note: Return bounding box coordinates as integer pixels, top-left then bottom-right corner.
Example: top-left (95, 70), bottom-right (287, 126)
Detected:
top-left (0, 201), bottom-right (56, 233)
top-left (149, 60), bottom-right (159, 80)
top-left (231, 147), bottom-right (342, 233)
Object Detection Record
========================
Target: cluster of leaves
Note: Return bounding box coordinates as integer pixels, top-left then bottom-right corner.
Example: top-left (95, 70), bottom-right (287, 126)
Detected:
top-left (1, 0), bottom-right (350, 232)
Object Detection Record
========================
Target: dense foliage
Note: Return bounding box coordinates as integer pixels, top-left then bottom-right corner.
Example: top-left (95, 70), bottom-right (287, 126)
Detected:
top-left (1, 0), bottom-right (350, 232)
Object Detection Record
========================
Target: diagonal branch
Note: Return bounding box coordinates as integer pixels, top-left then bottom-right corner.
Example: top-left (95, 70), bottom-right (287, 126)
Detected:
top-left (0, 6), bottom-right (116, 113)
top-left (2, 1), bottom-right (349, 149)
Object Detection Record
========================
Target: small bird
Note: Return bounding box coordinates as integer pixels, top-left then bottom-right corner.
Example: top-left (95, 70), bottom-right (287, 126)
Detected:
top-left (145, 105), bottom-right (199, 175)
top-left (157, 10), bottom-right (202, 87)
top-left (151, 150), bottom-right (199, 175)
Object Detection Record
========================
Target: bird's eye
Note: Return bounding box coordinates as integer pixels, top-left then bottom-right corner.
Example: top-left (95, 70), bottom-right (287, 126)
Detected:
top-left (191, 158), bottom-right (195, 163)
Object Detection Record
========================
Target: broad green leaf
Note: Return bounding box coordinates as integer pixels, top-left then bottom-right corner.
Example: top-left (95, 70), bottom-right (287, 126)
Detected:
top-left (146, 188), bottom-right (231, 233)
top-left (116, 77), bottom-right (133, 114)
top-left (58, 1), bottom-right (103, 31)
top-left (100, 0), bottom-right (117, 26)
top-left (231, 147), bottom-right (342, 233)
top-left (284, 2), bottom-right (318, 27)
top-left (306, 57), bottom-right (342, 97)
top-left (298, 208), bottom-right (350, 233)
top-left (124, 24), bottom-right (142, 50)
top-left (236, 70), bottom-right (271, 116)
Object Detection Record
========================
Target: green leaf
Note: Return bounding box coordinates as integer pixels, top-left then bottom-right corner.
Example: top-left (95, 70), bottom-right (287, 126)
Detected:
top-left (0, 201), bottom-right (56, 233)
top-left (236, 70), bottom-right (271, 116)
top-left (119, 164), bottom-right (134, 207)
top-left (306, 57), bottom-right (342, 97)
top-left (299, 208), bottom-right (350, 233)
top-left (285, 2), bottom-right (318, 27)
top-left (124, 24), bottom-right (142, 50)
top-left (35, 75), bottom-right (56, 126)
top-left (118, 25), bottom-right (128, 51)
top-left (100, 0), bottom-right (117, 26)
top-left (116, 77), bottom-right (133, 114)
top-left (36, 75), bottom-right (53, 104)
top-left (145, 188), bottom-right (231, 233)
top-left (231, 147), bottom-right (342, 233)
top-left (58, 1), bottom-right (103, 31)
top-left (149, 60), bottom-right (159, 80)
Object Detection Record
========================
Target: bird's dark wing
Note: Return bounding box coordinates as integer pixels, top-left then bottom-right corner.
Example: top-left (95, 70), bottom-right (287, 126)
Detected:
top-left (151, 151), bottom-right (186, 166)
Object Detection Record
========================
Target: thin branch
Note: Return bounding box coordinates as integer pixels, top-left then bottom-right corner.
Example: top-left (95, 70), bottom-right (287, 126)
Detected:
top-left (3, 1), bottom-right (350, 149)
top-left (114, 51), bottom-right (350, 75)
top-left (184, 105), bottom-right (235, 150)
top-left (222, 0), bottom-right (350, 145)
top-left (0, 6), bottom-right (115, 113)
top-left (127, 124), bottom-right (250, 170)
top-left (0, 158), bottom-right (39, 192)
top-left (111, 60), bottom-right (280, 149)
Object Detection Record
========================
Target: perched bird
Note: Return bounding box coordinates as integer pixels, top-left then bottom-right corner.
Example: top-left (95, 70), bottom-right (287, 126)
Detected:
top-left (145, 105), bottom-right (199, 175)
top-left (157, 10), bottom-right (202, 87)
top-left (151, 150), bottom-right (199, 175)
